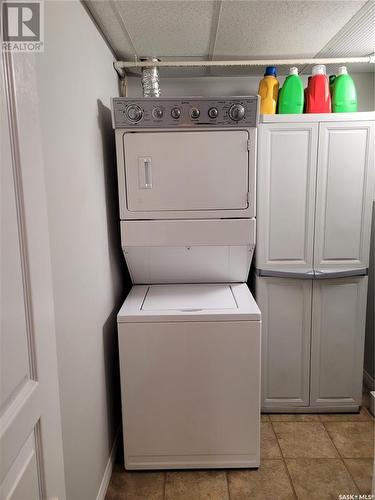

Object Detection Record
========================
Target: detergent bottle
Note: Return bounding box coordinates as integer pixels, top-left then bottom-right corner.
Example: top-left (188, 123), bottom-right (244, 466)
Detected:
top-left (258, 66), bottom-right (279, 114)
top-left (329, 75), bottom-right (336, 94)
top-left (332, 66), bottom-right (358, 112)
top-left (278, 67), bottom-right (304, 114)
top-left (303, 77), bottom-right (311, 113)
top-left (276, 86), bottom-right (282, 113)
top-left (306, 64), bottom-right (331, 113)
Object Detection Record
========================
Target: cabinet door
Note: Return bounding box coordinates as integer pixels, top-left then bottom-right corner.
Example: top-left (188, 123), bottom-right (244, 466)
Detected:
top-left (314, 122), bottom-right (375, 272)
top-left (256, 276), bottom-right (312, 409)
top-left (257, 123), bottom-right (318, 273)
top-left (310, 276), bottom-right (368, 407)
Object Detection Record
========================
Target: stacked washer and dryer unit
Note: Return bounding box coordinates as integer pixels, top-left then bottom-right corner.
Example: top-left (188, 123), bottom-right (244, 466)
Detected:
top-left (112, 96), bottom-right (261, 470)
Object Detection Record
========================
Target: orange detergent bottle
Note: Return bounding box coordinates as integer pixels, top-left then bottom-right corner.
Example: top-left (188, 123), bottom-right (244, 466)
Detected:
top-left (258, 66), bottom-right (279, 114)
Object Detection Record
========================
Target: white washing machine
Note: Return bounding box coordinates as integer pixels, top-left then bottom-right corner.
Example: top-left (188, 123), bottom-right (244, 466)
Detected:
top-left (112, 96), bottom-right (261, 469)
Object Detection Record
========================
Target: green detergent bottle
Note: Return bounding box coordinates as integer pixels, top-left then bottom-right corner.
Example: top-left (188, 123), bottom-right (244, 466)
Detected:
top-left (329, 75), bottom-right (336, 94)
top-left (278, 67), bottom-right (304, 114)
top-left (332, 66), bottom-right (357, 112)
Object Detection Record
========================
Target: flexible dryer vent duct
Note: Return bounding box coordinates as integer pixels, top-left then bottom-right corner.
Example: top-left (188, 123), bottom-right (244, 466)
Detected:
top-left (141, 58), bottom-right (161, 97)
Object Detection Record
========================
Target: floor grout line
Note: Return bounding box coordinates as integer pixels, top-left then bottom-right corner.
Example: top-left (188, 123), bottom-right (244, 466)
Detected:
top-left (280, 459), bottom-right (299, 500)
top-left (340, 457), bottom-right (373, 496)
top-left (269, 417), bottom-right (374, 498)
top-left (269, 420), bottom-right (285, 460)
top-left (107, 415), bottom-right (374, 499)
top-left (225, 470), bottom-right (231, 500)
top-left (269, 421), bottom-right (299, 499)
top-left (317, 407), bottom-right (374, 424)
top-left (162, 471), bottom-right (167, 500)
top-left (321, 421), bottom-right (363, 495)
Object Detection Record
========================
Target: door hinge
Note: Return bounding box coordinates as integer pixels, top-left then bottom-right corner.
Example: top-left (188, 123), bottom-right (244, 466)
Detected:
top-left (247, 140), bottom-right (251, 151)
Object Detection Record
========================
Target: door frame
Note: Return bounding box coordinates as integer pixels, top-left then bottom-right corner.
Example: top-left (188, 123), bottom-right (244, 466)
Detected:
top-left (1, 49), bottom-right (66, 499)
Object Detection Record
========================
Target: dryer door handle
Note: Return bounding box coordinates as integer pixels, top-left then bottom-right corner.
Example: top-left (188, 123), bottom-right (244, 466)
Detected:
top-left (138, 157), bottom-right (153, 189)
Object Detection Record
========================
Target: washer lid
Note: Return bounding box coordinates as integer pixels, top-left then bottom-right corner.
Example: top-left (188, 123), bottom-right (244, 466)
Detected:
top-left (142, 284), bottom-right (237, 311)
top-left (118, 283), bottom-right (260, 323)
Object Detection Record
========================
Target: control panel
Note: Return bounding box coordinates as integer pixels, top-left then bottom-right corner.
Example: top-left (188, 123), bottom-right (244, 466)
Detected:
top-left (112, 96), bottom-right (259, 128)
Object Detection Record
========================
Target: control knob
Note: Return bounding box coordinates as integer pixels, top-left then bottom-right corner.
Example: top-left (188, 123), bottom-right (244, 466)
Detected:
top-left (228, 104), bottom-right (245, 121)
top-left (126, 104), bottom-right (143, 122)
top-left (190, 108), bottom-right (200, 119)
top-left (171, 107), bottom-right (181, 119)
top-left (152, 107), bottom-right (163, 119)
top-left (208, 107), bottom-right (219, 119)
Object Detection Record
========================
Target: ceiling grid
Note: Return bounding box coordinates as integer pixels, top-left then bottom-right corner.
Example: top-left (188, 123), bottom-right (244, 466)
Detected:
top-left (83, 0), bottom-right (375, 77)
top-left (109, 0), bottom-right (138, 59)
top-left (207, 0), bottom-right (224, 75)
top-left (304, 0), bottom-right (375, 74)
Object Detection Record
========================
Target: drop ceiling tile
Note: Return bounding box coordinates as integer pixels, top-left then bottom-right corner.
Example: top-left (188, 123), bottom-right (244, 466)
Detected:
top-left (84, 0), bottom-right (136, 59)
top-left (85, 0), bottom-right (373, 79)
top-left (214, 0), bottom-right (366, 59)
top-left (115, 0), bottom-right (217, 57)
top-left (302, 0), bottom-right (375, 74)
top-left (319, 0), bottom-right (375, 57)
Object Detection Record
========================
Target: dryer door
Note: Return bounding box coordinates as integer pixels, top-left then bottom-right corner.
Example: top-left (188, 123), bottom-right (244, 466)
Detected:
top-left (122, 130), bottom-right (251, 217)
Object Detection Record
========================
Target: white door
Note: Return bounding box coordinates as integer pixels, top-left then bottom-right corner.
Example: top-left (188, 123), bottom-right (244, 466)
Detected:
top-left (310, 276), bottom-right (368, 407)
top-left (123, 130), bottom-right (250, 212)
top-left (314, 122), bottom-right (375, 274)
top-left (256, 276), bottom-right (312, 409)
top-left (256, 123), bottom-right (318, 273)
top-left (1, 54), bottom-right (65, 499)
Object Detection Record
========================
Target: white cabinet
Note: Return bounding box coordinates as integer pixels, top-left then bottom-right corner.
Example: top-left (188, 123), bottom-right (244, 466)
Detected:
top-left (310, 276), bottom-right (368, 407)
top-left (256, 276), bottom-right (311, 409)
top-left (256, 114), bottom-right (374, 411)
top-left (257, 274), bottom-right (367, 411)
top-left (314, 122), bottom-right (374, 273)
top-left (257, 118), bottom-right (374, 275)
top-left (257, 123), bottom-right (318, 273)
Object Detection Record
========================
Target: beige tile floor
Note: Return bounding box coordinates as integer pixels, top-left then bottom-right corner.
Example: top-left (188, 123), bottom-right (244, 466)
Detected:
top-left (106, 398), bottom-right (374, 499)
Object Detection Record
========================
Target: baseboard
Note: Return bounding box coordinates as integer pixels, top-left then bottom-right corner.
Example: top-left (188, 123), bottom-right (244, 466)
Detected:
top-left (96, 428), bottom-right (120, 500)
top-left (364, 369), bottom-right (375, 391)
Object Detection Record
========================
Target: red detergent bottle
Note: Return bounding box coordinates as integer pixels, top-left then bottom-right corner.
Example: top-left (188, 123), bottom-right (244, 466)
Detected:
top-left (306, 65), bottom-right (331, 113)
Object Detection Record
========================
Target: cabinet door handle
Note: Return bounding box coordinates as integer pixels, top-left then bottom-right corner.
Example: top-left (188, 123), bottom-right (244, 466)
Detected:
top-left (314, 268), bottom-right (368, 279)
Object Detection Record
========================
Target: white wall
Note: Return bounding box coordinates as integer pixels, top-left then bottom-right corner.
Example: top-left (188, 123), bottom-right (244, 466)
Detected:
top-left (353, 73), bottom-right (375, 112)
top-left (127, 72), bottom-right (375, 111)
top-left (35, 2), bottom-right (127, 499)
